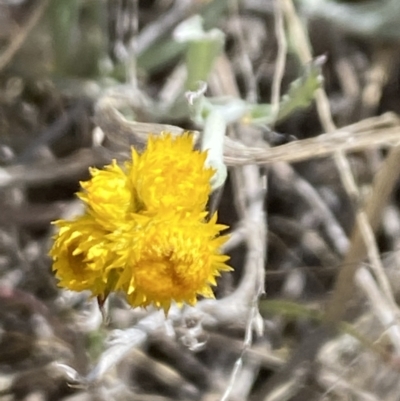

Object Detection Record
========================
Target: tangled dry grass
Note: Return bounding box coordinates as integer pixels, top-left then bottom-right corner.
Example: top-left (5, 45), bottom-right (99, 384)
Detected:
top-left (1, 1), bottom-right (400, 400)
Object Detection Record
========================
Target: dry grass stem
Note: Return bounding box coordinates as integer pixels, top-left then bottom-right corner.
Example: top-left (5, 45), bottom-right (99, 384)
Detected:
top-left (326, 146), bottom-right (400, 323)
top-left (280, 0), bottom-right (400, 335)
top-left (271, 0), bottom-right (287, 120)
top-left (0, 0), bottom-right (49, 72)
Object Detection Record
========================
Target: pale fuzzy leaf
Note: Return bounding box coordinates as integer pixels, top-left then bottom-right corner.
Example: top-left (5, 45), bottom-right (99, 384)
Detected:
top-left (276, 55), bottom-right (325, 122)
top-left (246, 56), bottom-right (324, 125)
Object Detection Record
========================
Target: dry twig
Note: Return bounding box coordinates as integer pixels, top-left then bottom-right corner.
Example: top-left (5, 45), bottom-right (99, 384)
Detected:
top-left (0, 0), bottom-right (49, 72)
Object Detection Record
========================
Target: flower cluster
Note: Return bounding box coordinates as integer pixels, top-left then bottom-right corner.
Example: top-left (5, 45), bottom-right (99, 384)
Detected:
top-left (49, 133), bottom-right (231, 313)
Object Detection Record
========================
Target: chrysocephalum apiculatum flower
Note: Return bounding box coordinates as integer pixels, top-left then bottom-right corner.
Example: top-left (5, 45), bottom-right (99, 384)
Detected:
top-left (77, 161), bottom-right (137, 230)
top-left (50, 132), bottom-right (231, 313)
top-left (128, 133), bottom-right (215, 213)
top-left (49, 214), bottom-right (120, 298)
top-left (109, 211), bottom-right (230, 312)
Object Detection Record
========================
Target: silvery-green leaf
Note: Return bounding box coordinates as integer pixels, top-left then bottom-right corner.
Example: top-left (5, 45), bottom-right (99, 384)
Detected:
top-left (174, 15), bottom-right (225, 90)
top-left (246, 56), bottom-right (324, 125)
top-left (276, 55), bottom-right (325, 122)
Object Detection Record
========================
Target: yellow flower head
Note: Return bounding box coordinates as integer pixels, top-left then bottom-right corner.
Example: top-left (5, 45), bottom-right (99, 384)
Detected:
top-left (50, 215), bottom-right (118, 296)
top-left (112, 212), bottom-right (230, 313)
top-left (129, 133), bottom-right (215, 213)
top-left (78, 161), bottom-right (137, 230)
top-left (49, 132), bottom-right (230, 313)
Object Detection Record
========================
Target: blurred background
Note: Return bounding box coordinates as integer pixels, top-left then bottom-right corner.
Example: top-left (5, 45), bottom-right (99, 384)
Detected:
top-left (1, 0), bottom-right (400, 400)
